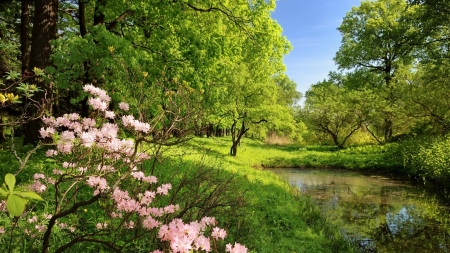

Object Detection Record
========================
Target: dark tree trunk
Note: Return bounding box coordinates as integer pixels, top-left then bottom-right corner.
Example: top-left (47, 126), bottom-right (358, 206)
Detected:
top-left (230, 120), bottom-right (249, 156)
top-left (23, 0), bottom-right (58, 145)
top-left (21, 0), bottom-right (31, 74)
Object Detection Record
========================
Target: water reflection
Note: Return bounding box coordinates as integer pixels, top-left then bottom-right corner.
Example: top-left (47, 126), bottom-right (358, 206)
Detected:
top-left (271, 168), bottom-right (450, 253)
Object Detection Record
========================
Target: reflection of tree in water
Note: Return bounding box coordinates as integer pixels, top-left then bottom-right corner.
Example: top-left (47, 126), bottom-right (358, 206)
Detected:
top-left (316, 185), bottom-right (450, 253)
top-left (273, 168), bottom-right (450, 252)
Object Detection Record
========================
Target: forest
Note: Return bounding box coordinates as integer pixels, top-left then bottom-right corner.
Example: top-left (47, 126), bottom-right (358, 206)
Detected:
top-left (0, 0), bottom-right (449, 252)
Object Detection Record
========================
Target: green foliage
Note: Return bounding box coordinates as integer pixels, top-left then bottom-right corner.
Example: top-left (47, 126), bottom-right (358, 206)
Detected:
top-left (0, 173), bottom-right (43, 217)
top-left (392, 136), bottom-right (450, 187)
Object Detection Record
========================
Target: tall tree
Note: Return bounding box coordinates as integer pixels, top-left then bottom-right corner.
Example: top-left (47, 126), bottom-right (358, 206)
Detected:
top-left (23, 0), bottom-right (58, 145)
top-left (334, 0), bottom-right (424, 142)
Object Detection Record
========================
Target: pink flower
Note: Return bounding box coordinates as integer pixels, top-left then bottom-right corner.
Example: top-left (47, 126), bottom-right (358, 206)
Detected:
top-left (157, 183), bottom-right (172, 195)
top-left (45, 149), bottom-right (58, 157)
top-left (53, 169), bottom-right (63, 175)
top-left (225, 243), bottom-right (248, 253)
top-left (211, 227), bottom-right (227, 240)
top-left (68, 113), bottom-right (80, 121)
top-left (42, 116), bottom-right (55, 126)
top-left (33, 173), bottom-right (45, 180)
top-left (126, 220), bottom-right (135, 229)
top-left (143, 175), bottom-right (157, 184)
top-left (30, 181), bottom-right (47, 193)
top-left (78, 167), bottom-right (87, 173)
top-left (58, 223), bottom-right (68, 229)
top-left (80, 131), bottom-right (96, 147)
top-left (35, 225), bottom-right (46, 233)
top-left (88, 97), bottom-right (107, 111)
top-left (87, 176), bottom-right (109, 195)
top-left (0, 227), bottom-right (4, 234)
top-left (96, 222), bottom-right (108, 230)
top-left (62, 162), bottom-right (75, 168)
top-left (28, 216), bottom-right (38, 223)
top-left (105, 110), bottom-right (115, 119)
top-left (131, 171), bottom-right (145, 180)
top-left (143, 216), bottom-right (160, 229)
top-left (60, 131), bottom-right (75, 142)
top-left (118, 102), bottom-right (129, 111)
top-left (82, 118), bottom-right (96, 128)
top-left (194, 235), bottom-right (211, 252)
top-left (57, 141), bottom-right (73, 154)
top-left (39, 127), bottom-right (55, 139)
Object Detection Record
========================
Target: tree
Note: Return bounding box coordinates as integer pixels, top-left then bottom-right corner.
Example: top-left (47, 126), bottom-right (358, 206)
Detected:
top-left (22, 0), bottom-right (58, 145)
top-left (303, 79), bottom-right (373, 149)
top-left (334, 0), bottom-right (424, 142)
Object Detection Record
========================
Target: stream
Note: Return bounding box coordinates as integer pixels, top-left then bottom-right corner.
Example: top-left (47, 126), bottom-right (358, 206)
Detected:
top-left (270, 168), bottom-right (450, 253)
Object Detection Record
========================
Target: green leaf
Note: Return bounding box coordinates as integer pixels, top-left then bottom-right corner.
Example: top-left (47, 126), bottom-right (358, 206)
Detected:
top-left (14, 191), bottom-right (43, 201)
top-left (6, 194), bottom-right (27, 217)
top-left (0, 186), bottom-right (8, 196)
top-left (5, 173), bottom-right (15, 192)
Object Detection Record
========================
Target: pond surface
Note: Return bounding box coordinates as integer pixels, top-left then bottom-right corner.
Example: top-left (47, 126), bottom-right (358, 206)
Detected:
top-left (270, 168), bottom-right (450, 253)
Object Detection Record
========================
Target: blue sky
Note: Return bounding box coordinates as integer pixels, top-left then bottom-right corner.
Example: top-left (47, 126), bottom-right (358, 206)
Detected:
top-left (271, 0), bottom-right (361, 98)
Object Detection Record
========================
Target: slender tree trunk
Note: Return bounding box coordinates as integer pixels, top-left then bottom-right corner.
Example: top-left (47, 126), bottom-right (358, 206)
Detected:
top-left (23, 0), bottom-right (58, 145)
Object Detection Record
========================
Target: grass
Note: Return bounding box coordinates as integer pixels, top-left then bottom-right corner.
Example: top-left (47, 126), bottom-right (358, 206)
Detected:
top-left (0, 137), bottom-right (357, 252)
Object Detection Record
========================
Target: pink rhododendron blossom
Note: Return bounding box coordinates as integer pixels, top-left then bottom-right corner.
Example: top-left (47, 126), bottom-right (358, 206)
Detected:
top-left (30, 181), bottom-right (47, 193)
top-left (0, 200), bottom-right (5, 211)
top-left (60, 131), bottom-right (75, 142)
top-left (82, 118), bottom-right (96, 128)
top-left (211, 227), bottom-right (227, 240)
top-left (53, 169), bottom-right (63, 175)
top-left (78, 167), bottom-right (87, 173)
top-left (225, 243), bottom-right (248, 253)
top-left (62, 162), bottom-right (75, 168)
top-left (87, 176), bottom-right (109, 195)
top-left (45, 149), bottom-right (58, 157)
top-left (118, 102), bottom-right (129, 111)
top-left (88, 97), bottom-right (107, 111)
top-left (46, 177), bottom-right (56, 185)
top-left (39, 127), bottom-right (55, 138)
top-left (126, 221), bottom-right (135, 229)
top-left (80, 131), bottom-right (96, 147)
top-left (68, 113), bottom-right (80, 121)
top-left (143, 175), bottom-right (157, 184)
top-left (163, 204), bottom-right (179, 214)
top-left (0, 227), bottom-right (4, 234)
top-left (157, 183), bottom-right (172, 195)
top-left (143, 216), bottom-right (160, 230)
top-left (58, 223), bottom-right (68, 229)
top-left (194, 235), bottom-right (211, 252)
top-left (96, 222), bottom-right (108, 230)
top-left (44, 214), bottom-right (52, 219)
top-left (28, 216), bottom-right (38, 223)
top-left (57, 141), bottom-right (73, 154)
top-left (131, 171), bottom-right (145, 180)
top-left (97, 164), bottom-right (115, 173)
top-left (42, 116), bottom-right (55, 126)
top-left (33, 173), bottom-right (45, 180)
top-left (105, 110), bottom-right (115, 119)
top-left (35, 225), bottom-right (46, 233)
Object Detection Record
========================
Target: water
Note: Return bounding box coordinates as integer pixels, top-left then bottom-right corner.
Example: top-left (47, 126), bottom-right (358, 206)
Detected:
top-left (270, 168), bottom-right (450, 253)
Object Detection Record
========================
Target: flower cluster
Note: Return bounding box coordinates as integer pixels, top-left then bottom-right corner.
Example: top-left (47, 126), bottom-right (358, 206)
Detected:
top-left (34, 84), bottom-right (247, 253)
top-left (157, 217), bottom-right (235, 253)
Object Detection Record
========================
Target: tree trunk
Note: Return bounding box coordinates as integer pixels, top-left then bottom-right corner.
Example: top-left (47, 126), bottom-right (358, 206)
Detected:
top-left (23, 0), bottom-right (58, 145)
top-left (21, 0), bottom-right (31, 74)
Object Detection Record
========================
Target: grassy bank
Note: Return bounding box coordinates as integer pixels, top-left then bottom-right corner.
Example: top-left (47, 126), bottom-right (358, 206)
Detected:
top-left (0, 137), bottom-right (355, 252)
